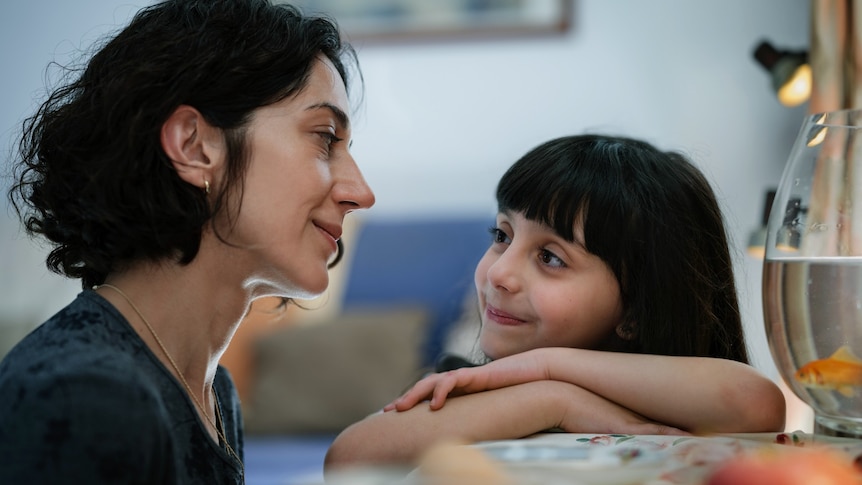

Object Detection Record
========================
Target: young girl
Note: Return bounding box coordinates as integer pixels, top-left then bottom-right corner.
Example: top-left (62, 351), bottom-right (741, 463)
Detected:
top-left (324, 134), bottom-right (785, 471)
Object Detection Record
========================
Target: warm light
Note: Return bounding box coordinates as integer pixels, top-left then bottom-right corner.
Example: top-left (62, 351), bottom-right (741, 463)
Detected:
top-left (747, 227), bottom-right (766, 258)
top-left (807, 114), bottom-right (828, 147)
top-left (807, 126), bottom-right (827, 147)
top-left (777, 63), bottom-right (812, 107)
top-left (753, 40), bottom-right (810, 107)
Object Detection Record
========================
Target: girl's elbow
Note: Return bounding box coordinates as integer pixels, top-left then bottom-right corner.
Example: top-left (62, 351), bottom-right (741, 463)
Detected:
top-left (323, 427), bottom-right (372, 476)
top-left (758, 379), bottom-right (787, 431)
top-left (323, 434), bottom-right (351, 475)
top-left (737, 376), bottom-right (787, 432)
top-left (324, 421), bottom-right (417, 475)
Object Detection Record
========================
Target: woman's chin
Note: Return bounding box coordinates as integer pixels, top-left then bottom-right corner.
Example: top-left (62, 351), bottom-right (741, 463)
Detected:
top-left (295, 283), bottom-right (328, 300)
top-left (272, 273), bottom-right (329, 301)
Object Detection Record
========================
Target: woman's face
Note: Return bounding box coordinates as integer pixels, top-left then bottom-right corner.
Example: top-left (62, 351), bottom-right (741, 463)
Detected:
top-left (474, 211), bottom-right (624, 360)
top-left (225, 56), bottom-right (374, 298)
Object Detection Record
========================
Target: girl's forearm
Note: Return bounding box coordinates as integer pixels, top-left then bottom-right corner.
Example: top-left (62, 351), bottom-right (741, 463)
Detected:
top-left (536, 348), bottom-right (785, 433)
top-left (324, 381), bottom-right (566, 472)
top-left (325, 378), bottom-right (688, 474)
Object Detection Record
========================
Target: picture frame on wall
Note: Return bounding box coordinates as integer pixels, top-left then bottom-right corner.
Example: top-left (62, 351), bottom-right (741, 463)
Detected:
top-left (281, 0), bottom-right (573, 43)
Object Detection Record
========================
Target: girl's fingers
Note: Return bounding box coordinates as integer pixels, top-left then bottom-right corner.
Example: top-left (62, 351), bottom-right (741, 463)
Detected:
top-left (393, 377), bottom-right (441, 411)
top-left (388, 369), bottom-right (481, 411)
top-left (393, 393), bottom-right (422, 411)
top-left (428, 376), bottom-right (459, 410)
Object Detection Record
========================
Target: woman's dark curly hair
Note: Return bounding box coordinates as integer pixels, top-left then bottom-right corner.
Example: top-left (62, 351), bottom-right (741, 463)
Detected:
top-left (8, 0), bottom-right (359, 289)
top-left (497, 134), bottom-right (749, 363)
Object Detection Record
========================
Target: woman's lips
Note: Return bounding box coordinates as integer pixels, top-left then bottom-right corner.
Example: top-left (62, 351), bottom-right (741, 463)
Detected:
top-left (314, 222), bottom-right (340, 252)
top-left (485, 304), bottom-right (526, 326)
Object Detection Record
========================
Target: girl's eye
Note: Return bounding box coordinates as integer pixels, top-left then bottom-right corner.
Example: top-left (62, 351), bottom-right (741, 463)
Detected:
top-left (538, 249), bottom-right (566, 268)
top-left (487, 226), bottom-right (511, 245)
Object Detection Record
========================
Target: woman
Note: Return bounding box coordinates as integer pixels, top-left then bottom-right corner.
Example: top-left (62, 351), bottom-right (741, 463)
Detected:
top-left (325, 134), bottom-right (784, 472)
top-left (0, 1), bottom-right (374, 483)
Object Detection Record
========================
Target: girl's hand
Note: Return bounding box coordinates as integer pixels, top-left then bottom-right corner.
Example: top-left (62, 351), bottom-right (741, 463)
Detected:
top-left (384, 376), bottom-right (687, 438)
top-left (384, 349), bottom-right (558, 412)
top-left (383, 369), bottom-right (480, 412)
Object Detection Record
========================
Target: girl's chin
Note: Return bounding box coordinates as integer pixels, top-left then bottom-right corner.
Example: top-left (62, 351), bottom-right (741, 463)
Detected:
top-left (479, 326), bottom-right (534, 359)
top-left (478, 343), bottom-right (519, 361)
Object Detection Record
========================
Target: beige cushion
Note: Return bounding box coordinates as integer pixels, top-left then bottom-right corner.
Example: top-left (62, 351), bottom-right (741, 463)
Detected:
top-left (244, 306), bottom-right (429, 434)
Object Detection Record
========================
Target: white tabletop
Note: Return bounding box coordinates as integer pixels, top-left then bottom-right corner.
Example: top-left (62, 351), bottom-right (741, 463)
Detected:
top-left (323, 431), bottom-right (862, 485)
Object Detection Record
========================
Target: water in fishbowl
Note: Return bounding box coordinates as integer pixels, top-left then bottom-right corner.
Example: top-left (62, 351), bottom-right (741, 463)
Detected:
top-left (763, 257), bottom-right (862, 436)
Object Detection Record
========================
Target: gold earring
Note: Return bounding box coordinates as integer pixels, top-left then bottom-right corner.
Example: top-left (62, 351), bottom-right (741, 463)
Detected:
top-left (204, 180), bottom-right (210, 195)
top-left (616, 323), bottom-right (636, 341)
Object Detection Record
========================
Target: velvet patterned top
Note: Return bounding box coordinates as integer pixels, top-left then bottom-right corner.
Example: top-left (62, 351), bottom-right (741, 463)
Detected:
top-left (0, 290), bottom-right (244, 484)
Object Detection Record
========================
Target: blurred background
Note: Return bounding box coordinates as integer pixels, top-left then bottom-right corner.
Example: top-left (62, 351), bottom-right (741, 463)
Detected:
top-left (0, 0), bottom-right (807, 389)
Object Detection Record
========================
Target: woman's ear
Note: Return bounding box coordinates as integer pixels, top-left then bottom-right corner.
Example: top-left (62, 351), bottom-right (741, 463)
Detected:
top-left (160, 105), bottom-right (224, 191)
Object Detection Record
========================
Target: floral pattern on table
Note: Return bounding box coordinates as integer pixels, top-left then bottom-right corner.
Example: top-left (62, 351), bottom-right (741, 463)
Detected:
top-left (471, 431), bottom-right (862, 485)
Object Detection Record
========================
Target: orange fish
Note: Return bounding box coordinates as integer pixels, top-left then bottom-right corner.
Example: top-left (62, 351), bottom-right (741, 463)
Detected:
top-left (795, 346), bottom-right (862, 397)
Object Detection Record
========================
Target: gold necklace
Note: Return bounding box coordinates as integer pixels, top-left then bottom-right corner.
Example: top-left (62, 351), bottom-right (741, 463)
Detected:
top-left (94, 284), bottom-right (244, 473)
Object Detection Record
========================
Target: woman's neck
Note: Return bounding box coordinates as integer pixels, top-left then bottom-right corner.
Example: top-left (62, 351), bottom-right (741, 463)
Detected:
top-left (98, 260), bottom-right (249, 389)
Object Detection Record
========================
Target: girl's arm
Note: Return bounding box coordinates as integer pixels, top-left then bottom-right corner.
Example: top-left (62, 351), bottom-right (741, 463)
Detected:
top-left (324, 379), bottom-right (681, 472)
top-left (389, 348), bottom-right (786, 434)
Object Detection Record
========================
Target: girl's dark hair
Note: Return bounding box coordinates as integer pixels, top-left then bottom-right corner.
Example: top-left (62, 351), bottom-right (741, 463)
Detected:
top-left (8, 0), bottom-right (358, 288)
top-left (497, 134), bottom-right (749, 363)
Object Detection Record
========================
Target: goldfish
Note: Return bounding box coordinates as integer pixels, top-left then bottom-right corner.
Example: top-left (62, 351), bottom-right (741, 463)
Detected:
top-left (794, 345), bottom-right (862, 397)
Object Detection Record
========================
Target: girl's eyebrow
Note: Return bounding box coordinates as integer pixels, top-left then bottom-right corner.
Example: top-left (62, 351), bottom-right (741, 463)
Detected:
top-left (502, 209), bottom-right (588, 250)
top-left (570, 234), bottom-right (588, 251)
top-left (547, 220), bottom-right (588, 250)
top-left (305, 102), bottom-right (350, 130)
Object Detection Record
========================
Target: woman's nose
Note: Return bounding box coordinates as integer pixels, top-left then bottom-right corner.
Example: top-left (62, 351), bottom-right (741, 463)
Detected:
top-left (335, 155), bottom-right (375, 213)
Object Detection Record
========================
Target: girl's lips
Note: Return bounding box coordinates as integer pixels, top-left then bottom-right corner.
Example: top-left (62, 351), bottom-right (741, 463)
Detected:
top-left (485, 304), bottom-right (526, 326)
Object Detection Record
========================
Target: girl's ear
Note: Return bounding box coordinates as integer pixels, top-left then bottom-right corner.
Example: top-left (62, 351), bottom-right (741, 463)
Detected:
top-left (160, 105), bottom-right (225, 191)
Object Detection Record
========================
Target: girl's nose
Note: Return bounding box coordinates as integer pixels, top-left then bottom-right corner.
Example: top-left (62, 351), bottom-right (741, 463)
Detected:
top-left (485, 249), bottom-right (522, 294)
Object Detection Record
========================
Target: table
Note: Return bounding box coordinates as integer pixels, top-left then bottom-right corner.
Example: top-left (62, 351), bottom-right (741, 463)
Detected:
top-left (324, 431), bottom-right (862, 484)
top-left (464, 431), bottom-right (862, 484)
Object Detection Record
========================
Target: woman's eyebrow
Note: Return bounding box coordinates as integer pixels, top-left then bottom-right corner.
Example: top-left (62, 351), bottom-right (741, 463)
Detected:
top-left (305, 102), bottom-right (350, 130)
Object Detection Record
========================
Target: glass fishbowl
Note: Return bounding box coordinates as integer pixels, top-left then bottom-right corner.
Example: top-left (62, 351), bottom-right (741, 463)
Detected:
top-left (764, 108), bottom-right (862, 437)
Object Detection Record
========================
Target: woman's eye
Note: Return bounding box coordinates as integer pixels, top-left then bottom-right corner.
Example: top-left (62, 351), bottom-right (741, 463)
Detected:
top-left (487, 227), bottom-right (511, 245)
top-left (538, 249), bottom-right (566, 268)
top-left (318, 132), bottom-right (343, 151)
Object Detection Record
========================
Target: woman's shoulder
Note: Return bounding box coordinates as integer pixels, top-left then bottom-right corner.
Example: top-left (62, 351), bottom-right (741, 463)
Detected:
top-left (1, 291), bottom-right (146, 377)
top-left (0, 336), bottom-right (163, 418)
top-left (0, 347), bottom-right (176, 483)
top-left (0, 291), bottom-right (166, 417)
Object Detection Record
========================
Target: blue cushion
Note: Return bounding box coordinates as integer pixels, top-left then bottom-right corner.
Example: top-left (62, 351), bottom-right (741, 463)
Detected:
top-left (341, 217), bottom-right (493, 366)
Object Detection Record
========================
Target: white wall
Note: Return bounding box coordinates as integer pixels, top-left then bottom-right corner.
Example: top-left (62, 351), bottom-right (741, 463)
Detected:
top-left (0, 1), bottom-right (809, 376)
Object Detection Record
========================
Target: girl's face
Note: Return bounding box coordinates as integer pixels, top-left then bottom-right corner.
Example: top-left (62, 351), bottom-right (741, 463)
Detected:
top-left (475, 211), bottom-right (624, 360)
top-left (225, 56), bottom-right (375, 298)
